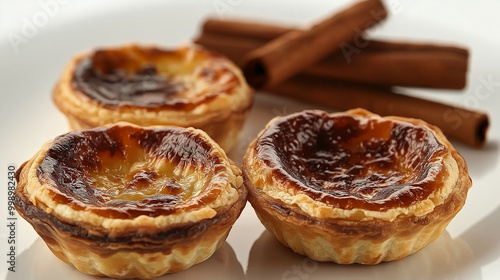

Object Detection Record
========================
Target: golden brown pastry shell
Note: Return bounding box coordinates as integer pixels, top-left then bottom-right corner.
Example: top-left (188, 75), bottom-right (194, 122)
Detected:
top-left (53, 44), bottom-right (253, 151)
top-left (242, 108), bottom-right (472, 264)
top-left (15, 123), bottom-right (247, 279)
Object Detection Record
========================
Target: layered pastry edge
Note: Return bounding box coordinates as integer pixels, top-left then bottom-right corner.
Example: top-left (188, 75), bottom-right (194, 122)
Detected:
top-left (53, 43), bottom-right (253, 126)
top-left (242, 108), bottom-right (471, 263)
top-left (15, 122), bottom-right (244, 234)
top-left (52, 44), bottom-right (254, 151)
top-left (243, 108), bottom-right (464, 223)
top-left (14, 123), bottom-right (247, 277)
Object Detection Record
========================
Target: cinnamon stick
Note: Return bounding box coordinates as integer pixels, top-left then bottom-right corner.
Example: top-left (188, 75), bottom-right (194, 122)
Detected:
top-left (195, 19), bottom-right (469, 89)
top-left (202, 18), bottom-right (290, 40)
top-left (241, 0), bottom-right (388, 89)
top-left (266, 75), bottom-right (488, 147)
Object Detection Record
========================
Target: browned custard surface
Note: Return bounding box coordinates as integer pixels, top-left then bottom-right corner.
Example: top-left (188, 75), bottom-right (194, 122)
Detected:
top-left (37, 125), bottom-right (225, 219)
top-left (255, 111), bottom-right (449, 211)
top-left (71, 46), bottom-right (241, 109)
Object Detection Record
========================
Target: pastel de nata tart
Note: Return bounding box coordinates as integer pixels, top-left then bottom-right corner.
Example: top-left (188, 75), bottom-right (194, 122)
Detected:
top-left (242, 108), bottom-right (472, 264)
top-left (14, 123), bottom-right (247, 279)
top-left (53, 43), bottom-right (253, 151)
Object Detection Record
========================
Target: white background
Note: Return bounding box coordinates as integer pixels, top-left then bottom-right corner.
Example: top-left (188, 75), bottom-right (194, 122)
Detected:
top-left (0, 0), bottom-right (499, 279)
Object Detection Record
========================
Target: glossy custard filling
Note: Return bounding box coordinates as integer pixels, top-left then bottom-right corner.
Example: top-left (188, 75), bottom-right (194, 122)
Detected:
top-left (87, 152), bottom-right (204, 206)
top-left (71, 46), bottom-right (241, 109)
top-left (36, 125), bottom-right (224, 217)
top-left (256, 111), bottom-right (449, 211)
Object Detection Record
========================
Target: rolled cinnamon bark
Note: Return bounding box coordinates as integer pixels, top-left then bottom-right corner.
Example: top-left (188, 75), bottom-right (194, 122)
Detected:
top-left (265, 75), bottom-right (488, 147)
top-left (241, 0), bottom-right (388, 89)
top-left (309, 48), bottom-right (468, 89)
top-left (200, 18), bottom-right (468, 56)
top-left (202, 18), bottom-right (290, 40)
top-left (195, 19), bottom-right (469, 89)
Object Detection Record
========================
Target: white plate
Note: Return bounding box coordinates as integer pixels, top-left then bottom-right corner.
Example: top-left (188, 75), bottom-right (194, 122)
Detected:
top-left (1, 1), bottom-right (499, 279)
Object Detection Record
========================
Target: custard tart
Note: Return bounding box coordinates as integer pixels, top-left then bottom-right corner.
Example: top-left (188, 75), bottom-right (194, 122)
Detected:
top-left (14, 123), bottom-right (246, 279)
top-left (242, 108), bottom-right (471, 264)
top-left (53, 44), bottom-right (253, 151)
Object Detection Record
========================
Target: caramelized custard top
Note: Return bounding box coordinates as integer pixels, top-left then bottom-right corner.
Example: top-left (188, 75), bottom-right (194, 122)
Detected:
top-left (71, 45), bottom-right (241, 109)
top-left (37, 125), bottom-right (226, 218)
top-left (255, 111), bottom-right (449, 211)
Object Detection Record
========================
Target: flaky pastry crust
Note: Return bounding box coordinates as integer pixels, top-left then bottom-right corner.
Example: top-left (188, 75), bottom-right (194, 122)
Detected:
top-left (243, 108), bottom-right (471, 264)
top-left (15, 123), bottom-right (246, 279)
top-left (53, 44), bottom-right (253, 151)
